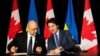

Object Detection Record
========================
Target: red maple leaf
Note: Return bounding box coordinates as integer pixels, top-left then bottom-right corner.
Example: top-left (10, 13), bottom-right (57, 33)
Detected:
top-left (8, 17), bottom-right (22, 39)
top-left (81, 17), bottom-right (96, 41)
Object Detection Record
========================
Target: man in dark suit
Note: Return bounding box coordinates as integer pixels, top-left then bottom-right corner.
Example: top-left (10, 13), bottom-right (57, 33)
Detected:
top-left (47, 18), bottom-right (75, 55)
top-left (8, 20), bottom-right (47, 55)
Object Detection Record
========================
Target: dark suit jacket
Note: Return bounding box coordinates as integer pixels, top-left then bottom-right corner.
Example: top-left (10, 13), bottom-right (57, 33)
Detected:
top-left (8, 32), bottom-right (47, 54)
top-left (47, 30), bottom-right (75, 52)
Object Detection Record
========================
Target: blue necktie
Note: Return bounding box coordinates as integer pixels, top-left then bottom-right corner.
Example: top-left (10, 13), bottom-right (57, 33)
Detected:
top-left (28, 37), bottom-right (32, 54)
top-left (55, 34), bottom-right (59, 47)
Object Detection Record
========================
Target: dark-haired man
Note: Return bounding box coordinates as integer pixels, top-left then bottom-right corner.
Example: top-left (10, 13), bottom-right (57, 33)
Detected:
top-left (47, 18), bottom-right (75, 55)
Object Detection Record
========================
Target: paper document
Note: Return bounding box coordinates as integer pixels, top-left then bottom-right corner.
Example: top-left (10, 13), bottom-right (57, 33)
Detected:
top-left (12, 53), bottom-right (27, 55)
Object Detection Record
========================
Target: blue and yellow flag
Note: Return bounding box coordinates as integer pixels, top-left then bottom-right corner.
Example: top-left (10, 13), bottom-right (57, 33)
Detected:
top-left (26, 0), bottom-right (40, 34)
top-left (64, 0), bottom-right (78, 43)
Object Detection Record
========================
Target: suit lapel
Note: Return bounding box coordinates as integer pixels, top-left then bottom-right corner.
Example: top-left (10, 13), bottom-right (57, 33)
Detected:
top-left (33, 34), bottom-right (38, 52)
top-left (59, 30), bottom-right (64, 45)
top-left (51, 35), bottom-right (56, 47)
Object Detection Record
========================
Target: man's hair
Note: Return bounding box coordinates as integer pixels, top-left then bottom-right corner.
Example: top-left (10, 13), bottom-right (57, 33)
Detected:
top-left (47, 18), bottom-right (59, 25)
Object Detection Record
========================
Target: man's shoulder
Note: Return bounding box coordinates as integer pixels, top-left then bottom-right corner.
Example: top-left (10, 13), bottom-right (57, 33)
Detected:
top-left (60, 30), bottom-right (69, 33)
top-left (36, 34), bottom-right (45, 39)
top-left (59, 30), bottom-right (71, 36)
top-left (35, 34), bottom-right (43, 38)
top-left (16, 32), bottom-right (27, 37)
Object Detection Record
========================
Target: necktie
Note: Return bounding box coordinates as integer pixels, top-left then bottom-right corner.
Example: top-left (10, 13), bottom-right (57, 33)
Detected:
top-left (28, 37), bottom-right (32, 54)
top-left (55, 34), bottom-right (59, 47)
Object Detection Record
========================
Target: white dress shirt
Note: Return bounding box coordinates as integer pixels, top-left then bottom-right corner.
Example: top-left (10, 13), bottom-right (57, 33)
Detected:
top-left (27, 32), bottom-right (35, 51)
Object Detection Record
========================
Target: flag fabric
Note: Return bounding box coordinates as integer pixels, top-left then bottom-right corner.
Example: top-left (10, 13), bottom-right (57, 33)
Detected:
top-left (26, 0), bottom-right (40, 34)
top-left (44, 0), bottom-right (55, 39)
top-left (64, 0), bottom-right (79, 43)
top-left (6, 0), bottom-right (22, 53)
top-left (80, 0), bottom-right (98, 53)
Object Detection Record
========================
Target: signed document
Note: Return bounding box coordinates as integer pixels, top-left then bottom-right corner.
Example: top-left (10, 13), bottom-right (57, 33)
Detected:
top-left (12, 53), bottom-right (27, 55)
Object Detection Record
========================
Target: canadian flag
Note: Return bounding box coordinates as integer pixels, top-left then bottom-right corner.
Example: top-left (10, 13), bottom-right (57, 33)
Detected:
top-left (6, 0), bottom-right (22, 53)
top-left (80, 0), bottom-right (98, 53)
top-left (44, 0), bottom-right (55, 48)
top-left (44, 0), bottom-right (55, 39)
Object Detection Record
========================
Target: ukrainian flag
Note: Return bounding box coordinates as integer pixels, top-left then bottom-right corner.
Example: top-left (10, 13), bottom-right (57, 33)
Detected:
top-left (64, 0), bottom-right (78, 43)
top-left (26, 0), bottom-right (40, 34)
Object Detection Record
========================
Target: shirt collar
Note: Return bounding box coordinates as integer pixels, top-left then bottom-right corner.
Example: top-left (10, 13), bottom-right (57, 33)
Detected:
top-left (55, 30), bottom-right (59, 36)
top-left (27, 32), bottom-right (35, 38)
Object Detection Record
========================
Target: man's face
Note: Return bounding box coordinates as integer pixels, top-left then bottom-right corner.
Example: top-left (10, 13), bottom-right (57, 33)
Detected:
top-left (28, 21), bottom-right (38, 36)
top-left (48, 23), bottom-right (58, 34)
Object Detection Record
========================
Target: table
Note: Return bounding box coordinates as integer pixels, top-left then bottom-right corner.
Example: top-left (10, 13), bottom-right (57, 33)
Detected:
top-left (0, 52), bottom-right (99, 56)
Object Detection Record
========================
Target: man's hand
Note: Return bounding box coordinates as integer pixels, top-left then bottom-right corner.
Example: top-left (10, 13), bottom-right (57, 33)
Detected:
top-left (10, 46), bottom-right (18, 53)
top-left (47, 50), bottom-right (55, 55)
top-left (47, 46), bottom-right (63, 55)
top-left (36, 46), bottom-right (42, 54)
top-left (54, 46), bottom-right (63, 54)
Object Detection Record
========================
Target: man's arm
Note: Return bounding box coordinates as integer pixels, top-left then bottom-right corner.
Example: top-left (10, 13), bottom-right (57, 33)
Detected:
top-left (62, 30), bottom-right (75, 52)
top-left (35, 35), bottom-right (47, 54)
top-left (7, 33), bottom-right (20, 53)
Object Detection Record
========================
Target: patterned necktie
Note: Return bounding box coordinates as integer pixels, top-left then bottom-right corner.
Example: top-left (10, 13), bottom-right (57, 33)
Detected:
top-left (55, 34), bottom-right (59, 47)
top-left (28, 37), bottom-right (32, 54)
